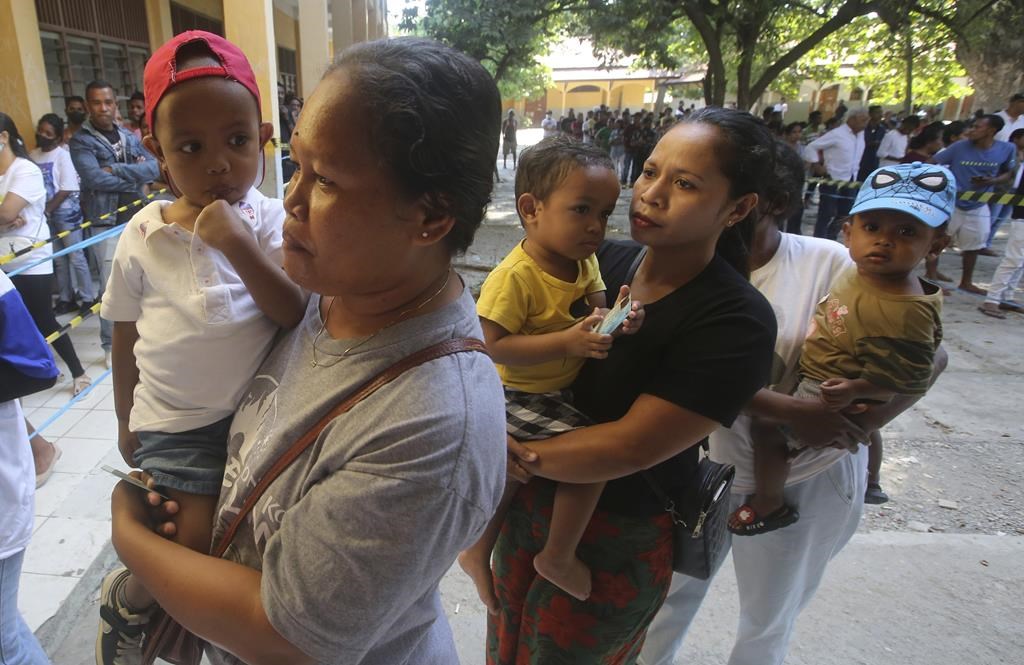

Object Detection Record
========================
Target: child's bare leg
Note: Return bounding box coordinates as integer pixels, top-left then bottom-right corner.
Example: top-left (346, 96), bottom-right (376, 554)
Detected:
top-left (121, 489), bottom-right (218, 610)
top-left (533, 481), bottom-right (604, 601)
top-left (459, 478), bottom-right (517, 615)
top-left (729, 419), bottom-right (792, 529)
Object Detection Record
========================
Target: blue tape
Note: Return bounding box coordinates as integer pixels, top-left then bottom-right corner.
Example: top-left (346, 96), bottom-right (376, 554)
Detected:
top-left (27, 368), bottom-right (113, 438)
top-left (6, 225), bottom-right (125, 278)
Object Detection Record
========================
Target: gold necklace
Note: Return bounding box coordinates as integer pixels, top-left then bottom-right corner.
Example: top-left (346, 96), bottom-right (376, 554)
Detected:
top-left (310, 267), bottom-right (453, 368)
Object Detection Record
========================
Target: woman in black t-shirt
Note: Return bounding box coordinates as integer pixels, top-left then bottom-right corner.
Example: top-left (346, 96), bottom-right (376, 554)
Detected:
top-left (485, 108), bottom-right (779, 664)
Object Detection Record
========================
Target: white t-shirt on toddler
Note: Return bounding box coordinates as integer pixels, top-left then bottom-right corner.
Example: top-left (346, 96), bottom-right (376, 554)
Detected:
top-left (101, 188), bottom-right (292, 433)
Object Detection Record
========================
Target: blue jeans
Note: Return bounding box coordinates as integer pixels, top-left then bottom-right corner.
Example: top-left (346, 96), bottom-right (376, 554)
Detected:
top-left (813, 183), bottom-right (856, 240)
top-left (0, 550), bottom-right (50, 665)
top-left (50, 207), bottom-right (96, 303)
top-left (91, 233), bottom-right (119, 350)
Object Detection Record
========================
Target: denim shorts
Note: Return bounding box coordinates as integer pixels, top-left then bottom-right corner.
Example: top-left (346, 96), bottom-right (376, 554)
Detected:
top-left (133, 416), bottom-right (232, 495)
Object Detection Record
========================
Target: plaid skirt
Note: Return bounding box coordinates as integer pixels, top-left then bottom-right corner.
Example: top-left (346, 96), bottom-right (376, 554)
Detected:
top-left (486, 480), bottom-right (674, 665)
top-left (505, 388), bottom-right (591, 441)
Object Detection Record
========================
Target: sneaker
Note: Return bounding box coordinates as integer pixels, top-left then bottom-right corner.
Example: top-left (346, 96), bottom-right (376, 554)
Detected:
top-left (54, 300), bottom-right (79, 315)
top-left (96, 568), bottom-right (152, 665)
top-left (864, 483), bottom-right (890, 505)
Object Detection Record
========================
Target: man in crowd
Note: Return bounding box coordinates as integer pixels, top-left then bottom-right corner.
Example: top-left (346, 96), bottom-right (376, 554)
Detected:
top-left (125, 91), bottom-right (146, 139)
top-left (541, 110), bottom-right (558, 139)
top-left (878, 115), bottom-right (921, 166)
top-left (933, 114), bottom-right (1017, 294)
top-left (857, 105), bottom-right (887, 180)
top-left (69, 80), bottom-right (158, 368)
top-left (994, 92), bottom-right (1024, 142)
top-left (804, 108), bottom-right (868, 239)
top-left (63, 96), bottom-right (87, 144)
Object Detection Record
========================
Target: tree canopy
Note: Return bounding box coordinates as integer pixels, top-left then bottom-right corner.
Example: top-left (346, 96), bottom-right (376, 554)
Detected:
top-left (402, 0), bottom-right (1020, 112)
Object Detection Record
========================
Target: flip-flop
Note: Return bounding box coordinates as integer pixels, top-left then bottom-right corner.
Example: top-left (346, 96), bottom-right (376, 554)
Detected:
top-left (978, 305), bottom-right (1006, 319)
top-left (729, 503), bottom-right (799, 536)
top-left (864, 482), bottom-right (890, 505)
top-left (35, 444), bottom-right (63, 488)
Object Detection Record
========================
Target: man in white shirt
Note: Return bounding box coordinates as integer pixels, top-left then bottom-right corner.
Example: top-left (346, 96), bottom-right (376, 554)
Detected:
top-left (541, 110), bottom-right (558, 139)
top-left (994, 92), bottom-right (1024, 142)
top-left (804, 109), bottom-right (868, 239)
top-left (877, 115), bottom-right (921, 166)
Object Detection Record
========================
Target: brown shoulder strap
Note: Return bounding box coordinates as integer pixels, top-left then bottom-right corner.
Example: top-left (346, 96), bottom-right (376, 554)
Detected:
top-left (211, 337), bottom-right (488, 557)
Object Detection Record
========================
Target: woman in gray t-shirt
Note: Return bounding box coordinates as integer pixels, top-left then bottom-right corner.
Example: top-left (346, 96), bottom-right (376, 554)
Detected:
top-left (109, 38), bottom-right (508, 665)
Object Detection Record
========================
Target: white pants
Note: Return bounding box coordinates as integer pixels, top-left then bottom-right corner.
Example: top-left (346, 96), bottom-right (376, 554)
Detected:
top-left (638, 447), bottom-right (867, 665)
top-left (949, 206), bottom-right (991, 252)
top-left (985, 220), bottom-right (1024, 305)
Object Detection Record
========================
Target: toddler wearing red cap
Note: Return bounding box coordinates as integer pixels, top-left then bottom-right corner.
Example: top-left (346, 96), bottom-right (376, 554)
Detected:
top-left (96, 30), bottom-right (306, 664)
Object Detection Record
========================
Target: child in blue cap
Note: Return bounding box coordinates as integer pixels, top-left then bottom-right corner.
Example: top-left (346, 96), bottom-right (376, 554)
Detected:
top-left (732, 162), bottom-right (955, 535)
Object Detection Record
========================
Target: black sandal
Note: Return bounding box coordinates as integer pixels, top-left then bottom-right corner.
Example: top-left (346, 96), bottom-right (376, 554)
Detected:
top-left (729, 503), bottom-right (800, 536)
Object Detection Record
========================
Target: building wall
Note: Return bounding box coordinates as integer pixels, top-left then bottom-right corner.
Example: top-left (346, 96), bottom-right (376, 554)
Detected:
top-left (274, 7), bottom-right (297, 50)
top-left (173, 0), bottom-right (223, 20)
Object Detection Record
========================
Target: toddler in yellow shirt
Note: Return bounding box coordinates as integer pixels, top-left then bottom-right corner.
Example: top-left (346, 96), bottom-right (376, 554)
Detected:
top-left (459, 137), bottom-right (640, 609)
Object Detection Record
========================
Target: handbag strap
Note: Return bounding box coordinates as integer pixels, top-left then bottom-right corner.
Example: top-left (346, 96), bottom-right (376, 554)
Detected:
top-left (641, 471), bottom-right (687, 527)
top-left (210, 337), bottom-right (488, 558)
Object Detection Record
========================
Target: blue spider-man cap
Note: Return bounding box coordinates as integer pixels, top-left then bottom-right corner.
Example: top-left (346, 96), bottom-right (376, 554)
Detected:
top-left (850, 162), bottom-right (957, 228)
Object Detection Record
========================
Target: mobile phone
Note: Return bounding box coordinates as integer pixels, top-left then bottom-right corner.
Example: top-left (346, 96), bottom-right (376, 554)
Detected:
top-left (100, 465), bottom-right (171, 500)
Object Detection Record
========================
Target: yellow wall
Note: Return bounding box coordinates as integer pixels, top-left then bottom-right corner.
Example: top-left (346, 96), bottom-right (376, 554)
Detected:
top-left (274, 8), bottom-right (298, 50)
top-left (173, 0), bottom-right (224, 20)
top-left (0, 0), bottom-right (50, 150)
top-left (542, 80), bottom-right (655, 115)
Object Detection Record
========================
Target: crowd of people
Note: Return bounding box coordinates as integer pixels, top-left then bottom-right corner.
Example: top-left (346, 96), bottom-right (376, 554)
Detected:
top-left (0, 28), bottom-right (1021, 665)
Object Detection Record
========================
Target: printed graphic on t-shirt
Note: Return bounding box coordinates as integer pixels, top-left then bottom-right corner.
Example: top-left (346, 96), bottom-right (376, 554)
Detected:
top-left (826, 298), bottom-right (849, 336)
top-left (217, 374), bottom-right (280, 551)
top-left (37, 162), bottom-right (57, 201)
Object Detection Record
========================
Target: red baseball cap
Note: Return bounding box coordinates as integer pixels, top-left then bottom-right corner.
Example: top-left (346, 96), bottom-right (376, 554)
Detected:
top-left (144, 30), bottom-right (261, 134)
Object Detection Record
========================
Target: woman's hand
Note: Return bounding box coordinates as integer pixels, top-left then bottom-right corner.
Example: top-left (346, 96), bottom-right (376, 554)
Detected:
top-left (619, 300), bottom-right (645, 336)
top-left (2, 217), bottom-right (26, 232)
top-left (506, 435), bottom-right (537, 483)
top-left (110, 471), bottom-right (180, 539)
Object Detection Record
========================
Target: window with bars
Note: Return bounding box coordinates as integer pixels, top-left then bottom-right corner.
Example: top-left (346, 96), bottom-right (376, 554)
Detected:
top-left (35, 0), bottom-right (149, 117)
top-left (170, 2), bottom-right (224, 36)
top-left (277, 47), bottom-right (298, 96)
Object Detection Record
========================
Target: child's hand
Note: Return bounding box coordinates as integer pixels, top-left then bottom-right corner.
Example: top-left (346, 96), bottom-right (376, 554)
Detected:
top-left (819, 378), bottom-right (856, 411)
top-left (194, 199), bottom-right (249, 252)
top-left (117, 420), bottom-right (140, 467)
top-left (564, 309), bottom-right (613, 359)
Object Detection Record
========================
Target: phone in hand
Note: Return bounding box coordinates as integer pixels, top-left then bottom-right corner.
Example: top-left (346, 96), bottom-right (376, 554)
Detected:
top-left (101, 465), bottom-right (171, 500)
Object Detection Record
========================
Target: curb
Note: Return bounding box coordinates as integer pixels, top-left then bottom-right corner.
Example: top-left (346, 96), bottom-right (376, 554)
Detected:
top-left (35, 540), bottom-right (119, 654)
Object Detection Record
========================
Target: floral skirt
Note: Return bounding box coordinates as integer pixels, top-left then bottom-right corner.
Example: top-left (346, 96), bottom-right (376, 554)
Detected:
top-left (486, 480), bottom-right (674, 664)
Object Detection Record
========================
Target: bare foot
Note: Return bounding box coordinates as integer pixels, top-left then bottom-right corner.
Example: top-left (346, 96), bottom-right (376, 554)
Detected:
top-left (457, 549), bottom-right (499, 615)
top-left (959, 283), bottom-right (988, 296)
top-left (533, 549), bottom-right (592, 601)
top-left (728, 494), bottom-right (783, 530)
top-left (30, 436), bottom-right (56, 476)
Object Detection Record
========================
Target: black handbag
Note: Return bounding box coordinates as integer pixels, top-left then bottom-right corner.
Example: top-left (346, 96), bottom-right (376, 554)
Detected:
top-left (643, 455), bottom-right (735, 580)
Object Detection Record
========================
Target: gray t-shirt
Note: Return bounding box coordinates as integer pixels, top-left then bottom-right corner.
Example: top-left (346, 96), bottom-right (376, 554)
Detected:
top-left (207, 286), bottom-right (506, 665)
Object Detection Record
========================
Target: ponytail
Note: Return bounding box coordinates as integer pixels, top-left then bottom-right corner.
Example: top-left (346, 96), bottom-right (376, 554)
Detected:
top-left (0, 112), bottom-right (31, 159)
top-left (716, 216), bottom-right (754, 279)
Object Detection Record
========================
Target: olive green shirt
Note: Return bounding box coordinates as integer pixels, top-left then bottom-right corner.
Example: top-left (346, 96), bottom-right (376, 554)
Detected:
top-left (800, 267), bottom-right (942, 395)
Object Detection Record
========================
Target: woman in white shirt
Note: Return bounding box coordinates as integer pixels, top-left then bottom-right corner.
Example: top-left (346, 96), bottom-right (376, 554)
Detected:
top-left (1, 113), bottom-right (91, 396)
top-left (30, 113), bottom-right (96, 313)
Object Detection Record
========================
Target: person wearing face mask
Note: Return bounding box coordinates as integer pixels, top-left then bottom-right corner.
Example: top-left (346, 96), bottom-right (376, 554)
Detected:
top-left (64, 96), bottom-right (87, 144)
top-left (30, 114), bottom-right (97, 315)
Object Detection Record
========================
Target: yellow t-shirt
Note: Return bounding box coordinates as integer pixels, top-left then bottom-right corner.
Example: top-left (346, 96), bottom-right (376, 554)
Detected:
top-left (477, 241), bottom-right (606, 393)
top-left (799, 267), bottom-right (943, 395)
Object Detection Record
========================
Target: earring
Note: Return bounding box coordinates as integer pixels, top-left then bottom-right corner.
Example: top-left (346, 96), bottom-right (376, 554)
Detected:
top-left (421, 232), bottom-right (429, 238)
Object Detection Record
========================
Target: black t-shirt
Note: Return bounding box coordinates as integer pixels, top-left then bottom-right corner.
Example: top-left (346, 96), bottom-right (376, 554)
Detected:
top-left (571, 240), bottom-right (777, 516)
